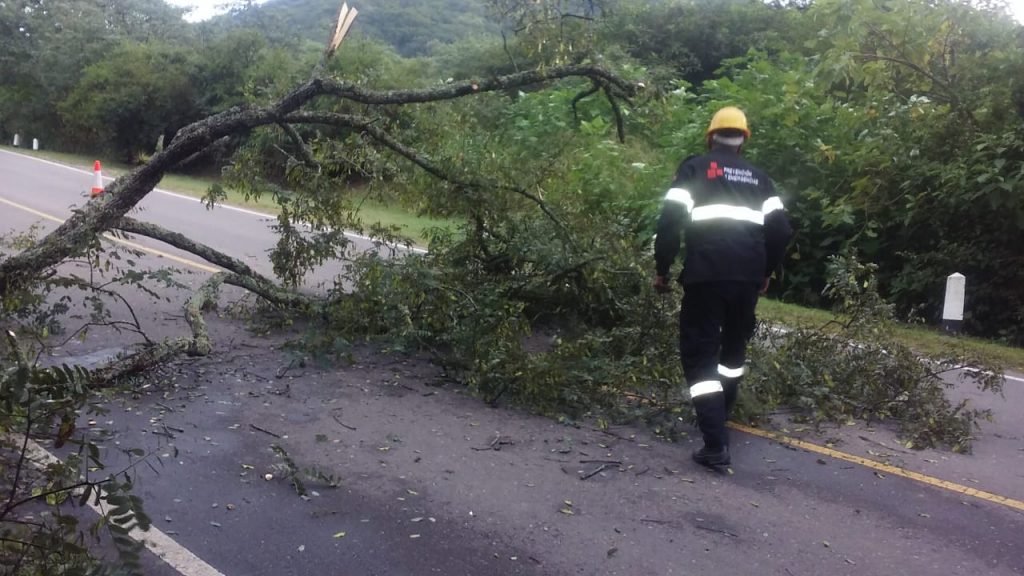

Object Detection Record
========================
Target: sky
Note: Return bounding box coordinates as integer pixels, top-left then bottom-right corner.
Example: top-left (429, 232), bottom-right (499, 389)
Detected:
top-left (167, 0), bottom-right (1024, 24)
top-left (167, 0), bottom-right (265, 22)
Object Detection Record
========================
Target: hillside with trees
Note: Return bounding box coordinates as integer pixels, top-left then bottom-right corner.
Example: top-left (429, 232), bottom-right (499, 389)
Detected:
top-left (210, 0), bottom-right (496, 55)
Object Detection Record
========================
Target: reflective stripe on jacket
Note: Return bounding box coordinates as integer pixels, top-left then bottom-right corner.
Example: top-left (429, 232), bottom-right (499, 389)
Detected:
top-left (655, 150), bottom-right (792, 284)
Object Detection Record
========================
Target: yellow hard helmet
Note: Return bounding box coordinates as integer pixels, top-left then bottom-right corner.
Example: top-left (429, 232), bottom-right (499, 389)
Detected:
top-left (706, 106), bottom-right (751, 143)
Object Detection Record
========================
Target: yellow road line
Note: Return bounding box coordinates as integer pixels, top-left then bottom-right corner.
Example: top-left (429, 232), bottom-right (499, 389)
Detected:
top-left (0, 196), bottom-right (219, 273)
top-left (729, 421), bottom-right (1024, 513)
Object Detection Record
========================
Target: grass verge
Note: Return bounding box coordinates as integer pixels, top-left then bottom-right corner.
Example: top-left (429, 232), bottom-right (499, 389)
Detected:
top-left (758, 298), bottom-right (1024, 373)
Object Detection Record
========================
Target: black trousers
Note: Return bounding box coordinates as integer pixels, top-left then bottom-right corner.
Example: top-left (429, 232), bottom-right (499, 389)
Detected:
top-left (679, 281), bottom-right (759, 451)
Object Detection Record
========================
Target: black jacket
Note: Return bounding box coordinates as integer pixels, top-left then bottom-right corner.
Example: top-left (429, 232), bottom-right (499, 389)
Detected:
top-left (655, 149), bottom-right (792, 285)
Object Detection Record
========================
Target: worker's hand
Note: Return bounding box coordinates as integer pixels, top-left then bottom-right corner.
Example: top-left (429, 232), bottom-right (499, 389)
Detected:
top-left (653, 275), bottom-right (672, 294)
top-left (760, 277), bottom-right (771, 295)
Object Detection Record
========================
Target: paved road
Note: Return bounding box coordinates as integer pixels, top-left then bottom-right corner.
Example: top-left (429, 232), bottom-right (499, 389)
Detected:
top-left (2, 149), bottom-right (1022, 576)
top-left (0, 147), bottom-right (402, 288)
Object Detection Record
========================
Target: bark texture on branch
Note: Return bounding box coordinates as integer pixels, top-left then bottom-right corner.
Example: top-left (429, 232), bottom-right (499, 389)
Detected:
top-left (115, 218), bottom-right (263, 281)
top-left (185, 272), bottom-right (227, 356)
top-left (88, 338), bottom-right (192, 385)
top-left (319, 65), bottom-right (637, 105)
top-left (114, 217), bottom-right (316, 310)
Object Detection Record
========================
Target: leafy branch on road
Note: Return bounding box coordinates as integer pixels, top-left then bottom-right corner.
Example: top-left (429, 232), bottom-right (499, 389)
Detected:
top-left (745, 254), bottom-right (1004, 452)
top-left (0, 1), bottom-right (638, 373)
top-left (1, 334), bottom-right (152, 575)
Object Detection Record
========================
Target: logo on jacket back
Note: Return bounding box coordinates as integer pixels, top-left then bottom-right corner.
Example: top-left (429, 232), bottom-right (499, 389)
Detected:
top-left (707, 162), bottom-right (759, 185)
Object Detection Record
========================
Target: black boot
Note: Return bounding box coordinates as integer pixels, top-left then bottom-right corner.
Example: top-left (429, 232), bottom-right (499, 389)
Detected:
top-left (691, 392), bottom-right (729, 467)
top-left (692, 445), bottom-right (731, 467)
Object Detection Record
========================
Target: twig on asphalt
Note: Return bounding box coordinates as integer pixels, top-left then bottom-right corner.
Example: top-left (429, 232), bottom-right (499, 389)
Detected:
top-left (579, 459), bottom-right (621, 465)
top-left (580, 464), bottom-right (611, 480)
top-left (250, 424), bottom-right (282, 438)
top-left (330, 409), bottom-right (357, 431)
top-left (858, 434), bottom-right (912, 455)
top-left (694, 524), bottom-right (739, 538)
top-left (639, 518), bottom-right (672, 525)
top-left (471, 433), bottom-right (502, 451)
top-left (276, 360), bottom-right (297, 379)
top-left (593, 428), bottom-right (634, 442)
top-left (241, 369), bottom-right (270, 382)
top-left (155, 402), bottom-right (175, 413)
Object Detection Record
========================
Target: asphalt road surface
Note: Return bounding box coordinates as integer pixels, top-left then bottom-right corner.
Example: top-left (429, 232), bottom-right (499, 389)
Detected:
top-left (2, 148), bottom-right (1022, 576)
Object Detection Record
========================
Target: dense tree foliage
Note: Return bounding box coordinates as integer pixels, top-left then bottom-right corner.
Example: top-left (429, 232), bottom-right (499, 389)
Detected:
top-left (0, 0), bottom-right (190, 149)
top-left (2, 0), bottom-right (1022, 343)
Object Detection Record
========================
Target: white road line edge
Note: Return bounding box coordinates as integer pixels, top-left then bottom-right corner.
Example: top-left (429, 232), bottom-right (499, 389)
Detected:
top-left (16, 435), bottom-right (227, 576)
top-left (0, 148), bottom-right (427, 254)
top-left (959, 365), bottom-right (1024, 383)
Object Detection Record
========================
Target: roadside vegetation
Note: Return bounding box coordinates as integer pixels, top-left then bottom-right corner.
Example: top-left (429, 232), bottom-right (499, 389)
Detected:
top-left (5, 142), bottom-right (1021, 370)
top-left (1, 0), bottom-right (1022, 573)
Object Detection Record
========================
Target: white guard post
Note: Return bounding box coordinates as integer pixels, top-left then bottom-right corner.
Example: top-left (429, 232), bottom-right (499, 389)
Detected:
top-left (32, 138), bottom-right (39, 150)
top-left (942, 272), bottom-right (965, 333)
top-left (12, 134), bottom-right (20, 147)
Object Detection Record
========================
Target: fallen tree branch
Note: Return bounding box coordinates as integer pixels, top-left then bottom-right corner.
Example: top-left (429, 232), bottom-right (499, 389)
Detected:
top-left (184, 272), bottom-right (226, 356)
top-left (114, 217), bottom-right (263, 280)
top-left (278, 123), bottom-right (320, 170)
top-left (604, 86), bottom-right (626, 144)
top-left (87, 337), bottom-right (192, 385)
top-left (176, 135), bottom-right (233, 169)
top-left (281, 111), bottom-right (566, 229)
top-left (319, 64), bottom-right (637, 106)
top-left (0, 61), bottom-right (634, 296)
top-left (113, 217), bottom-right (314, 309)
top-left (571, 80), bottom-right (601, 122)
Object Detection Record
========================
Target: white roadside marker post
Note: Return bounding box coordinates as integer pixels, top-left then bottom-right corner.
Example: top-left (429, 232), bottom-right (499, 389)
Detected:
top-left (942, 272), bottom-right (965, 334)
top-left (32, 138), bottom-right (39, 150)
top-left (12, 134), bottom-right (20, 147)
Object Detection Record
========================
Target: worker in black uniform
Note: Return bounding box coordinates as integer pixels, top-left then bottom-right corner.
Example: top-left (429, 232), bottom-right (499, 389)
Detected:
top-left (653, 106), bottom-right (792, 467)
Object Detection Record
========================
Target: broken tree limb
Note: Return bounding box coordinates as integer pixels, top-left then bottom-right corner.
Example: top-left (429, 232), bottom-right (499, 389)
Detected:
top-left (277, 123), bottom-right (320, 170)
top-left (185, 272), bottom-right (227, 356)
top-left (175, 135), bottom-right (233, 169)
top-left (221, 273), bottom-right (313, 310)
top-left (0, 47), bottom-right (634, 297)
top-left (87, 338), bottom-right (192, 385)
top-left (115, 216), bottom-right (261, 281)
top-left (328, 3), bottom-right (359, 56)
top-left (603, 86), bottom-right (626, 144)
top-left (571, 80), bottom-right (601, 123)
top-left (319, 64), bottom-right (638, 105)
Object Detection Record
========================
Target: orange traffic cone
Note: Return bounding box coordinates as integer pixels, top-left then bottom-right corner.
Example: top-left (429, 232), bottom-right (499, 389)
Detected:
top-left (90, 160), bottom-right (104, 197)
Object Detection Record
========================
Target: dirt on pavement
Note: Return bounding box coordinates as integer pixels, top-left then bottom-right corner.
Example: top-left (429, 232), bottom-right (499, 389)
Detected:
top-left (52, 312), bottom-right (1023, 576)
